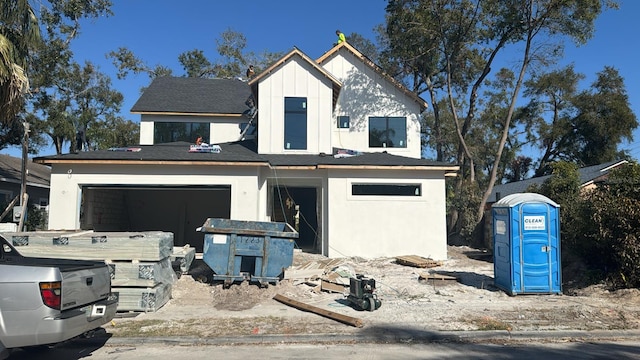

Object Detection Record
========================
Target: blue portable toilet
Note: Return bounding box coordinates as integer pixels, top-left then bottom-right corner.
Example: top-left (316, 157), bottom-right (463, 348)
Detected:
top-left (492, 193), bottom-right (561, 295)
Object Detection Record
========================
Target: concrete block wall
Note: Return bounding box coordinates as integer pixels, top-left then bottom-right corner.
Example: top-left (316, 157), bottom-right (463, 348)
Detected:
top-left (82, 189), bottom-right (130, 231)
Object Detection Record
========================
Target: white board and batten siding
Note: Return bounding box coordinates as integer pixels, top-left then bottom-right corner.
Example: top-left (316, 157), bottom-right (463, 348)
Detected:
top-left (257, 55), bottom-right (335, 155)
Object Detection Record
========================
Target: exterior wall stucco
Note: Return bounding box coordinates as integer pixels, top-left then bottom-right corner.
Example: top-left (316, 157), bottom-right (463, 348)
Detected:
top-left (257, 56), bottom-right (334, 155)
top-left (326, 169), bottom-right (448, 260)
top-left (47, 164), bottom-right (262, 230)
top-left (322, 51), bottom-right (422, 159)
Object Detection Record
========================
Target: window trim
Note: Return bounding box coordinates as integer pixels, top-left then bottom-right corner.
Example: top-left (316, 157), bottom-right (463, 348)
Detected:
top-left (153, 121), bottom-right (210, 144)
top-left (351, 183), bottom-right (422, 197)
top-left (368, 116), bottom-right (407, 148)
top-left (284, 97), bottom-right (308, 150)
top-left (337, 115), bottom-right (350, 129)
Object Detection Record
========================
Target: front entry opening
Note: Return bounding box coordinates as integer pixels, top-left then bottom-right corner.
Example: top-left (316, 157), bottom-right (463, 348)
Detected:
top-left (272, 186), bottom-right (319, 253)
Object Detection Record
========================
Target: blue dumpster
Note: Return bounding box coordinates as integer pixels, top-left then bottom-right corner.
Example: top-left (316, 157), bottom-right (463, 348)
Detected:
top-left (492, 193), bottom-right (561, 295)
top-left (196, 218), bottom-right (298, 286)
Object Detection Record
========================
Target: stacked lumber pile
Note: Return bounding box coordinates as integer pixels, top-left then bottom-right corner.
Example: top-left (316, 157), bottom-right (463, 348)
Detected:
top-left (395, 255), bottom-right (443, 268)
top-left (1, 230), bottom-right (182, 313)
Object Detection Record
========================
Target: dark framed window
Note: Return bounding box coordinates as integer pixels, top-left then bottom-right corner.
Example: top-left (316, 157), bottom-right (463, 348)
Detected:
top-left (352, 184), bottom-right (421, 196)
top-left (337, 115), bottom-right (350, 129)
top-left (284, 97), bottom-right (307, 150)
top-left (368, 116), bottom-right (407, 148)
top-left (154, 122), bottom-right (210, 144)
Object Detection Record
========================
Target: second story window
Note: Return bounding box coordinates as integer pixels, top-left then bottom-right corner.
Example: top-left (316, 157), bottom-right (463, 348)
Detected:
top-left (337, 115), bottom-right (350, 129)
top-left (284, 97), bottom-right (307, 150)
top-left (154, 122), bottom-right (210, 144)
top-left (368, 116), bottom-right (407, 148)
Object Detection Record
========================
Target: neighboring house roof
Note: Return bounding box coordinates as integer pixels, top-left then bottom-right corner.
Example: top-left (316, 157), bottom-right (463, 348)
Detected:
top-left (316, 42), bottom-right (429, 113)
top-left (130, 77), bottom-right (252, 115)
top-left (34, 140), bottom-right (458, 172)
top-left (0, 154), bottom-right (51, 188)
top-left (248, 47), bottom-right (343, 109)
top-left (489, 160), bottom-right (629, 203)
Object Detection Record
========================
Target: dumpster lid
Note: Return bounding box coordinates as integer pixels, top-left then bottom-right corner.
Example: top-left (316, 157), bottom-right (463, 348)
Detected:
top-left (492, 192), bottom-right (559, 208)
top-left (195, 218), bottom-right (299, 238)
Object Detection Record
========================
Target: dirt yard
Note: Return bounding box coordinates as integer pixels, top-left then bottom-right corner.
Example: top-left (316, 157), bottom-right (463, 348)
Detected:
top-left (106, 246), bottom-right (640, 338)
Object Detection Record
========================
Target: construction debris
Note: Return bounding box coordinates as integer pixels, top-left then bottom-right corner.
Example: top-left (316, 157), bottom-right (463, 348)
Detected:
top-left (170, 245), bottom-right (196, 276)
top-left (418, 273), bottom-right (458, 285)
top-left (108, 147), bottom-right (142, 152)
top-left (320, 279), bottom-right (347, 293)
top-left (189, 144), bottom-right (221, 153)
top-left (273, 293), bottom-right (363, 328)
top-left (395, 255), bottom-right (443, 268)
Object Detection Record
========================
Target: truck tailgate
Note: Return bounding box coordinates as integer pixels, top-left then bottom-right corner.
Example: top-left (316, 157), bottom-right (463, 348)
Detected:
top-left (60, 266), bottom-right (111, 311)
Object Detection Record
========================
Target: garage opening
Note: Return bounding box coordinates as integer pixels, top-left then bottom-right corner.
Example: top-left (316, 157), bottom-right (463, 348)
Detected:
top-left (80, 185), bottom-right (231, 252)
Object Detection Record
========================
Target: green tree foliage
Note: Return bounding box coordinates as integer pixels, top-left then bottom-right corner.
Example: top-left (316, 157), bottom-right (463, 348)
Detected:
top-left (0, 0), bottom-right (41, 153)
top-left (383, 0), bottom-right (619, 242)
top-left (523, 65), bottom-right (637, 176)
top-left (534, 162), bottom-right (582, 249)
top-left (30, 59), bottom-right (127, 153)
top-left (580, 163), bottom-right (640, 288)
top-left (109, 28), bottom-right (284, 82)
top-left (89, 114), bottom-right (139, 150)
top-left (526, 162), bottom-right (585, 285)
top-left (18, 0), bottom-right (139, 154)
top-left (570, 67), bottom-right (638, 165)
top-left (24, 204), bottom-right (47, 230)
top-left (343, 32), bottom-right (380, 63)
top-left (108, 46), bottom-right (172, 82)
top-left (0, 0), bottom-right (40, 123)
top-left (530, 161), bottom-right (640, 289)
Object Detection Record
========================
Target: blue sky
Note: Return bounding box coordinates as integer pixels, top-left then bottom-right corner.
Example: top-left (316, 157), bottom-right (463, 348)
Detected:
top-left (4, 0), bottom-right (640, 161)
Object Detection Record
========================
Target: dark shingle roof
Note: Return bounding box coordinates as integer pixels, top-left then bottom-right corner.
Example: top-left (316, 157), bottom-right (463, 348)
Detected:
top-left (263, 152), bottom-right (451, 167)
top-left (489, 160), bottom-right (628, 203)
top-left (34, 141), bottom-right (457, 170)
top-left (0, 154), bottom-right (50, 187)
top-left (130, 77), bottom-right (252, 114)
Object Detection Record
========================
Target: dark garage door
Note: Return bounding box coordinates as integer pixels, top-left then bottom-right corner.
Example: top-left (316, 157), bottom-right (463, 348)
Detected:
top-left (81, 185), bottom-right (231, 252)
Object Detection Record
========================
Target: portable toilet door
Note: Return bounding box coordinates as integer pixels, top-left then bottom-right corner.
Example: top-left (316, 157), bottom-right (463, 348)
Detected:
top-left (492, 193), bottom-right (561, 295)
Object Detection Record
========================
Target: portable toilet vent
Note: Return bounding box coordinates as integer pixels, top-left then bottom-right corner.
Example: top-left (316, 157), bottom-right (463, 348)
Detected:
top-left (491, 193), bottom-right (561, 295)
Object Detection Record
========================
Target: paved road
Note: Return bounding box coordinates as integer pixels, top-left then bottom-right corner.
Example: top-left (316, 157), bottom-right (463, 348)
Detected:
top-left (8, 340), bottom-right (640, 360)
top-left (6, 335), bottom-right (640, 360)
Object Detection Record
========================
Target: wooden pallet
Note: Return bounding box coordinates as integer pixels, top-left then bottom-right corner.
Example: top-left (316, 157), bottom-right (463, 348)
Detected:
top-left (395, 255), bottom-right (443, 268)
top-left (418, 273), bottom-right (458, 282)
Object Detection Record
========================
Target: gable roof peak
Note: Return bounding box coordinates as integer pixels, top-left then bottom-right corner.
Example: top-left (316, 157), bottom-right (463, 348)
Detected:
top-left (248, 47), bottom-right (341, 87)
top-left (317, 42), bottom-right (428, 112)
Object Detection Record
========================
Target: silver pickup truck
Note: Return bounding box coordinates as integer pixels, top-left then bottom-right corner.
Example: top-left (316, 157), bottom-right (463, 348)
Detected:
top-left (0, 235), bottom-right (117, 359)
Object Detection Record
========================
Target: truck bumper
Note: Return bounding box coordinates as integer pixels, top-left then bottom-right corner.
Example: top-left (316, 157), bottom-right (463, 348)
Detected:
top-left (36, 296), bottom-right (118, 346)
top-left (3, 296), bottom-right (118, 349)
